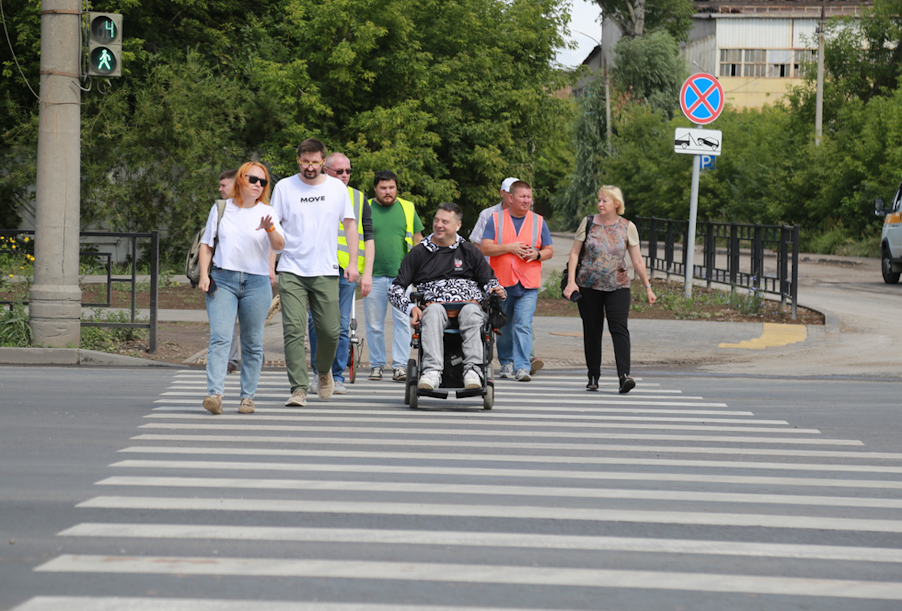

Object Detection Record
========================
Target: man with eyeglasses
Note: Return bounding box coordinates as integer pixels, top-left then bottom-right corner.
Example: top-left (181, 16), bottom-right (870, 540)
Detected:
top-left (307, 152), bottom-right (374, 396)
top-left (365, 170), bottom-right (423, 383)
top-left (270, 138), bottom-right (359, 407)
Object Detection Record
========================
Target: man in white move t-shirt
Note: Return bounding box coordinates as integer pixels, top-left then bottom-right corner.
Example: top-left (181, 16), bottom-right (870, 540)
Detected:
top-left (270, 138), bottom-right (359, 406)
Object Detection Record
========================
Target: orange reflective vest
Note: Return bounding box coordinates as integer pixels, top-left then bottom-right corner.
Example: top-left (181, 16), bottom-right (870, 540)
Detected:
top-left (489, 209), bottom-right (544, 289)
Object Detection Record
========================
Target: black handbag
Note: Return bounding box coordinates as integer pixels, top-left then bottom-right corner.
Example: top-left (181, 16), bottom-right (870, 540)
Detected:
top-left (560, 214), bottom-right (595, 297)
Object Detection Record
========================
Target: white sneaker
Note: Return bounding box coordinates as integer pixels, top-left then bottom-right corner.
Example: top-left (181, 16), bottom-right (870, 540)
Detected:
top-left (285, 389), bottom-right (307, 407)
top-left (418, 370), bottom-right (441, 390)
top-left (463, 369), bottom-right (482, 390)
top-left (333, 380), bottom-right (348, 395)
top-left (317, 372), bottom-right (334, 400)
top-left (309, 376), bottom-right (319, 394)
top-left (515, 369), bottom-right (531, 382)
top-left (499, 364), bottom-right (514, 378)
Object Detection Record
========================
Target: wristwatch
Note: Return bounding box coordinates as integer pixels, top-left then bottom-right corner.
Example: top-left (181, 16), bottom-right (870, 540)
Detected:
top-left (644, 284), bottom-right (652, 289)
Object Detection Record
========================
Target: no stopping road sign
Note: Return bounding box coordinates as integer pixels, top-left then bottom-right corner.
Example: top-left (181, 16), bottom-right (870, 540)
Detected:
top-left (680, 74), bottom-right (724, 125)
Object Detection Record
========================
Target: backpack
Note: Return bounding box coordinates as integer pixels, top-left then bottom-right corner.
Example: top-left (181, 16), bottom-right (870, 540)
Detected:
top-left (186, 199), bottom-right (227, 288)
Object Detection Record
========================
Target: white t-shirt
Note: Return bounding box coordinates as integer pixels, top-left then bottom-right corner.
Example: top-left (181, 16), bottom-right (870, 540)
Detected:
top-left (200, 199), bottom-right (284, 276)
top-left (271, 174), bottom-right (356, 277)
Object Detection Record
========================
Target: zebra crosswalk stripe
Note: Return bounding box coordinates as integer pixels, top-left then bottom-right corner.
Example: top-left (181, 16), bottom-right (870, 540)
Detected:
top-left (33, 555), bottom-right (902, 600)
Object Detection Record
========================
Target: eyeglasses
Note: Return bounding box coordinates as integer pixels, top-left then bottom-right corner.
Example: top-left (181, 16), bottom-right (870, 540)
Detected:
top-left (325, 167), bottom-right (352, 176)
top-left (247, 176), bottom-right (269, 188)
top-left (298, 160), bottom-right (325, 169)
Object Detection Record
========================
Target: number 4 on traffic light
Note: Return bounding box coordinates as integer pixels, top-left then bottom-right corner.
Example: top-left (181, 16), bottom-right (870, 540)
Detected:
top-left (86, 13), bottom-right (122, 78)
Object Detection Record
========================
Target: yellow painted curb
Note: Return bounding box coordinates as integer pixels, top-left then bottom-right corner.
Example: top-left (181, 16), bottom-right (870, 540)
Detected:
top-left (719, 323), bottom-right (807, 350)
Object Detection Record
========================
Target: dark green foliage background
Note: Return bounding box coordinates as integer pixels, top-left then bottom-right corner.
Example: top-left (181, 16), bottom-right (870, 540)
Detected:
top-left (1, 0), bottom-right (575, 259)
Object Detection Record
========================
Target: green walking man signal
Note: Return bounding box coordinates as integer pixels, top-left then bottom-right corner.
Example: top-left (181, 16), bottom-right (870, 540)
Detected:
top-left (86, 12), bottom-right (122, 77)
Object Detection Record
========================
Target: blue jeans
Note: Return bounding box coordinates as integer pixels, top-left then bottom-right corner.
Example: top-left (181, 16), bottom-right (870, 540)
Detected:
top-left (364, 276), bottom-right (411, 369)
top-left (496, 288), bottom-right (538, 372)
top-left (308, 272), bottom-right (355, 382)
top-left (205, 268), bottom-right (272, 399)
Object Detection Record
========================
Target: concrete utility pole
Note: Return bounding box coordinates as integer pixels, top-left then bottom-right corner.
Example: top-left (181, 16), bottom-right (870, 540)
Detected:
top-left (30, 0), bottom-right (82, 347)
top-left (815, 0), bottom-right (826, 146)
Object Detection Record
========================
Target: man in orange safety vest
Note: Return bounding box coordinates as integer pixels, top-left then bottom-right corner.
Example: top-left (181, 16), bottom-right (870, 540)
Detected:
top-left (480, 180), bottom-right (553, 381)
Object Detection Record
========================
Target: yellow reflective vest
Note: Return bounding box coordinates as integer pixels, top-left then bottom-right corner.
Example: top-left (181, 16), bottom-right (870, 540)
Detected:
top-left (336, 186), bottom-right (367, 273)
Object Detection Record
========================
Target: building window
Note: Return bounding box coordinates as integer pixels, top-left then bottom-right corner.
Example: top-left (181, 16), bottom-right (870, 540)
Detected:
top-left (744, 49), bottom-right (766, 77)
top-left (794, 50), bottom-right (815, 77)
top-left (767, 50), bottom-right (793, 78)
top-left (720, 49), bottom-right (814, 78)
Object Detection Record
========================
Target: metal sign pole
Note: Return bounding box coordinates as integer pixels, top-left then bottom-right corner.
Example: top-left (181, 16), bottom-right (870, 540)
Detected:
top-left (685, 152), bottom-right (701, 297)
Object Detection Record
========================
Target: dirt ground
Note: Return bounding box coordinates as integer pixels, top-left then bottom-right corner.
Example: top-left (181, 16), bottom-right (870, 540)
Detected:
top-left (105, 278), bottom-right (822, 365)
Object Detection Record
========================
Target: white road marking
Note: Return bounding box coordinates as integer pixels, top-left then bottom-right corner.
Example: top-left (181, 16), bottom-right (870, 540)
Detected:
top-left (159, 392), bottom-right (726, 407)
top-left (133, 426), bottom-right (850, 445)
top-left (92, 476), bottom-right (902, 509)
top-left (107, 459), bottom-right (902, 490)
top-left (75, 496), bottom-right (902, 533)
top-left (137, 420), bottom-right (811, 435)
top-left (9, 596), bottom-right (533, 611)
top-left (33, 555), bottom-right (902, 599)
top-left (119, 446), bottom-right (902, 471)
top-left (144, 412), bottom-right (791, 426)
top-left (152, 402), bottom-right (749, 416)
top-left (57, 523), bottom-right (902, 563)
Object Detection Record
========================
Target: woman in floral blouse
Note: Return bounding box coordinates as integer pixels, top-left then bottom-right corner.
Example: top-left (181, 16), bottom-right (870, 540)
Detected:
top-left (563, 186), bottom-right (656, 393)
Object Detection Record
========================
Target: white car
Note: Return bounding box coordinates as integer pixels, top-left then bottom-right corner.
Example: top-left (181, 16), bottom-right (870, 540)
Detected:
top-left (875, 183), bottom-right (902, 284)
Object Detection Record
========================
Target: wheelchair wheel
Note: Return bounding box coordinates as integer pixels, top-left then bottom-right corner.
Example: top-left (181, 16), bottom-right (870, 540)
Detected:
top-left (348, 344), bottom-right (357, 384)
top-left (405, 358), bottom-right (417, 406)
top-left (482, 385), bottom-right (494, 410)
top-left (409, 387), bottom-right (418, 409)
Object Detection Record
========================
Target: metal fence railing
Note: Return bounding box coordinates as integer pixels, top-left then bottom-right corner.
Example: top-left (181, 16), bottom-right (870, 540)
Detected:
top-left (0, 230), bottom-right (159, 352)
top-left (635, 217), bottom-right (800, 319)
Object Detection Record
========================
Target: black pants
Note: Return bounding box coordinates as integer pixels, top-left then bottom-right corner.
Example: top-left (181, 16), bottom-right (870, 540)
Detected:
top-left (576, 286), bottom-right (631, 380)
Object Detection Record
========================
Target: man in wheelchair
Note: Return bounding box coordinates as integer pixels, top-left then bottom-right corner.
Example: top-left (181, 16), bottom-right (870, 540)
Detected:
top-left (388, 202), bottom-right (506, 391)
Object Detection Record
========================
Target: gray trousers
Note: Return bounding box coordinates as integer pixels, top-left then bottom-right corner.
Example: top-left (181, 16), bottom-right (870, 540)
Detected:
top-left (420, 303), bottom-right (486, 375)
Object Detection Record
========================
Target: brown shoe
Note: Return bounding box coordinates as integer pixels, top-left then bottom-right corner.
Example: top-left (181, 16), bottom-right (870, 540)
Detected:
top-left (203, 394), bottom-right (223, 415)
top-left (317, 372), bottom-right (334, 400)
top-left (285, 389), bottom-right (307, 407)
top-left (529, 357), bottom-right (544, 375)
top-left (238, 398), bottom-right (255, 414)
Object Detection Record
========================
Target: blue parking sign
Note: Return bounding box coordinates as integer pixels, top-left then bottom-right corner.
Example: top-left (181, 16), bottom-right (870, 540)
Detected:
top-left (700, 155), bottom-right (716, 171)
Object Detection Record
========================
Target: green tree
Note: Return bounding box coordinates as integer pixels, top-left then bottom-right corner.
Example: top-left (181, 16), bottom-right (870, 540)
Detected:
top-left (591, 0), bottom-right (694, 41)
top-left (0, 0), bottom-right (574, 257)
top-left (611, 30), bottom-right (686, 116)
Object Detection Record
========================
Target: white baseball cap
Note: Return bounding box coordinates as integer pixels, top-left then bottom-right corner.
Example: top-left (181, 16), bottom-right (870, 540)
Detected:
top-left (500, 177), bottom-right (520, 193)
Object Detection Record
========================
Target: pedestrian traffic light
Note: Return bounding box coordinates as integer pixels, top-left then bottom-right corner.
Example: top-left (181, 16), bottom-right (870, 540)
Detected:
top-left (86, 12), bottom-right (122, 77)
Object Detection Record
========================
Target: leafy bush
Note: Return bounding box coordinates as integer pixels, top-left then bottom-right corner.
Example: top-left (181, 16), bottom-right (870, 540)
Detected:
top-left (539, 270), bottom-right (563, 300)
top-left (0, 302), bottom-right (32, 347)
top-left (80, 308), bottom-right (148, 353)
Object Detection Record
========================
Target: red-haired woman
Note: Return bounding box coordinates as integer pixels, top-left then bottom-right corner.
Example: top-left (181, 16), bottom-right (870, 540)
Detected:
top-left (198, 162), bottom-right (285, 414)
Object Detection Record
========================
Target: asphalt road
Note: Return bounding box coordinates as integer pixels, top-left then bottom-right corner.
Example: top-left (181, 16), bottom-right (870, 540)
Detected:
top-left (2, 367), bottom-right (902, 611)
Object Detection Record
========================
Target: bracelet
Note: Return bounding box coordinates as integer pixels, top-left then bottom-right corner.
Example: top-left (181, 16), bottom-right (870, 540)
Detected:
top-left (265, 226), bottom-right (276, 233)
top-left (644, 284), bottom-right (652, 289)
top-left (535, 251), bottom-right (541, 262)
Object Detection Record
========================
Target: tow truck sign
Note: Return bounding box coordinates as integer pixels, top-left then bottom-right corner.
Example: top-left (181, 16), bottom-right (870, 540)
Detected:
top-left (674, 127), bottom-right (722, 156)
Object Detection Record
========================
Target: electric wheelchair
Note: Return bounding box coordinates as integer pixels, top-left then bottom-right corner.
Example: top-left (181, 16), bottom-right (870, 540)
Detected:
top-left (403, 291), bottom-right (505, 410)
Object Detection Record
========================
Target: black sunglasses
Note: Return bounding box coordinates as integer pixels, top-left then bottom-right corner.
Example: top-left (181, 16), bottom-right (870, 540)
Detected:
top-left (326, 167), bottom-right (352, 176)
top-left (247, 176), bottom-right (269, 188)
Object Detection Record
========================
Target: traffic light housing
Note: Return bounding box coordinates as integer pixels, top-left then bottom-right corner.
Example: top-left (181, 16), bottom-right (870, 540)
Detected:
top-left (86, 12), bottom-right (122, 77)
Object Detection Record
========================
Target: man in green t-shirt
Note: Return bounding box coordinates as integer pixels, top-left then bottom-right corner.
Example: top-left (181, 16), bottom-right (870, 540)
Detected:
top-left (365, 170), bottom-right (424, 382)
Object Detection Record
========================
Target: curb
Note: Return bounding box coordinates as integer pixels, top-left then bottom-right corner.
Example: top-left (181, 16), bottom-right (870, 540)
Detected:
top-left (0, 347), bottom-right (185, 367)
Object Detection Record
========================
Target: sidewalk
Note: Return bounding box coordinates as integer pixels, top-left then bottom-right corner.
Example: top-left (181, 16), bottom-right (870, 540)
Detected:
top-left (2, 232), bottom-right (849, 375)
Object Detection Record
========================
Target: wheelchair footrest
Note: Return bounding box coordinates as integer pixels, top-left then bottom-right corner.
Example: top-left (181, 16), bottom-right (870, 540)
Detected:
top-left (455, 388), bottom-right (486, 399)
top-left (417, 389), bottom-right (450, 399)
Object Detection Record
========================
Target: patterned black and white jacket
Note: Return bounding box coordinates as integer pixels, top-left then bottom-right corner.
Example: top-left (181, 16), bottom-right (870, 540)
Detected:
top-left (389, 234), bottom-right (501, 316)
